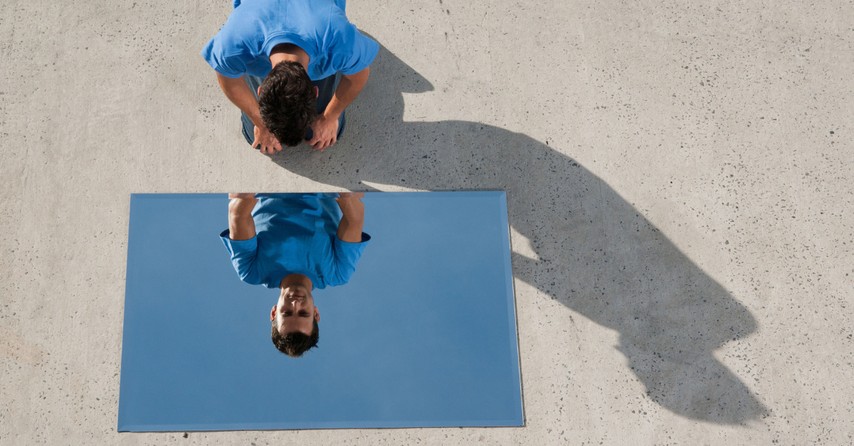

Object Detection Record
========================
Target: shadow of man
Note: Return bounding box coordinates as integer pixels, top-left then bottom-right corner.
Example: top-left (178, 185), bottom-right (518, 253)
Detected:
top-left (270, 46), bottom-right (767, 424)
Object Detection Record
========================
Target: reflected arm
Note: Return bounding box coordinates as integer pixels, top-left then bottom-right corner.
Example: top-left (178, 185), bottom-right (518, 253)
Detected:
top-left (228, 194), bottom-right (258, 241)
top-left (336, 193), bottom-right (365, 243)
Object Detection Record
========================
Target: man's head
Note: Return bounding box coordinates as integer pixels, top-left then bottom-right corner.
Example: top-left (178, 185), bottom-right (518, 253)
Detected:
top-left (270, 282), bottom-right (320, 357)
top-left (259, 61), bottom-right (317, 147)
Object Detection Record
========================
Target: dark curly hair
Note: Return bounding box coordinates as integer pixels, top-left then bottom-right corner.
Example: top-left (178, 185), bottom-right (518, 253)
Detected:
top-left (271, 319), bottom-right (319, 357)
top-left (259, 61), bottom-right (316, 147)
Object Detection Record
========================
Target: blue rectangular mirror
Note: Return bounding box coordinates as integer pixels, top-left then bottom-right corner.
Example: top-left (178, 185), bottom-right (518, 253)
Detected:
top-left (118, 192), bottom-right (523, 431)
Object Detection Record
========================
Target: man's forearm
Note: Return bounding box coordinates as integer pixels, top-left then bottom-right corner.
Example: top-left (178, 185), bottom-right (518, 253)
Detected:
top-left (217, 73), bottom-right (263, 127)
top-left (337, 215), bottom-right (364, 243)
top-left (323, 67), bottom-right (370, 120)
top-left (335, 193), bottom-right (365, 242)
top-left (228, 196), bottom-right (258, 241)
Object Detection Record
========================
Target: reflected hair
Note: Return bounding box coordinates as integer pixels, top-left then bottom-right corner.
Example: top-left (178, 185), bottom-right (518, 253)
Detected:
top-left (271, 319), bottom-right (319, 357)
top-left (259, 61), bottom-right (316, 147)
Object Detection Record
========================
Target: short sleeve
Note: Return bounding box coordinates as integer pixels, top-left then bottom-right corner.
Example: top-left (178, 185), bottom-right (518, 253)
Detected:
top-left (201, 39), bottom-right (249, 78)
top-left (327, 19), bottom-right (379, 76)
top-left (327, 232), bottom-right (371, 285)
top-left (220, 229), bottom-right (262, 284)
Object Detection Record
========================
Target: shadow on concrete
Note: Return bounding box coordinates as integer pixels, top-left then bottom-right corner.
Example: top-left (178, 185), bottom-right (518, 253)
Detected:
top-left (269, 46), bottom-right (767, 424)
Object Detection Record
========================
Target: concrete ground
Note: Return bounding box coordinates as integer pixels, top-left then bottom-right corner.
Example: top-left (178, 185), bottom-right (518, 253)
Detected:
top-left (1, 0), bottom-right (852, 444)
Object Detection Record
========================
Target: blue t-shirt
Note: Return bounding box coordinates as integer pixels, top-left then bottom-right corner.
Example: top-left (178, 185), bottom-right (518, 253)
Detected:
top-left (201, 0), bottom-right (379, 80)
top-left (220, 193), bottom-right (370, 289)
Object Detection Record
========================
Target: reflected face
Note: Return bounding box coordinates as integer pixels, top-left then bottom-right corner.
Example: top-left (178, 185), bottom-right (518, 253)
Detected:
top-left (270, 284), bottom-right (320, 337)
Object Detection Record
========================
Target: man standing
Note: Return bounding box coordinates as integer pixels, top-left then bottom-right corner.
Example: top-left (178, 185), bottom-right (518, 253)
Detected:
top-left (202, 0), bottom-right (379, 154)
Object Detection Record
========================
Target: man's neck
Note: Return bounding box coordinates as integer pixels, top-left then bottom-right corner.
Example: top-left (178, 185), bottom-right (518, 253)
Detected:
top-left (280, 273), bottom-right (313, 290)
top-left (269, 44), bottom-right (309, 70)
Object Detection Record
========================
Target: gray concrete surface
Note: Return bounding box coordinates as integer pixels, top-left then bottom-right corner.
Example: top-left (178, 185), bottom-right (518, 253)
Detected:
top-left (1, 0), bottom-right (852, 444)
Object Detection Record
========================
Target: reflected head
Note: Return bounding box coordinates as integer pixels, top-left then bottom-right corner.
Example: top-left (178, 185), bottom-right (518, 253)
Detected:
top-left (271, 319), bottom-right (319, 357)
top-left (270, 281), bottom-right (320, 357)
top-left (259, 61), bottom-right (316, 147)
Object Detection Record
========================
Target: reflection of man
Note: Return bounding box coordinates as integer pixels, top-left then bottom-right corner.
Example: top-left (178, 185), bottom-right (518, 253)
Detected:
top-left (221, 193), bottom-right (370, 357)
top-left (201, 0), bottom-right (378, 154)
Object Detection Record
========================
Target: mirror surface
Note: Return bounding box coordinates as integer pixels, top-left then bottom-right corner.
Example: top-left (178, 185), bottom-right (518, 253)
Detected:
top-left (118, 192), bottom-right (522, 431)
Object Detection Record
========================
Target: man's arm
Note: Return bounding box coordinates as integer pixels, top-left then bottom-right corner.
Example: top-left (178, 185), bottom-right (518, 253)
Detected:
top-left (308, 67), bottom-right (371, 151)
top-left (335, 192), bottom-right (365, 243)
top-left (216, 73), bottom-right (282, 155)
top-left (228, 193), bottom-right (258, 241)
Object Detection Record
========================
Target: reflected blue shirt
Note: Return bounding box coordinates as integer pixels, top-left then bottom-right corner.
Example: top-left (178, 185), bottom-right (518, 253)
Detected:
top-left (220, 194), bottom-right (370, 289)
top-left (201, 0), bottom-right (379, 80)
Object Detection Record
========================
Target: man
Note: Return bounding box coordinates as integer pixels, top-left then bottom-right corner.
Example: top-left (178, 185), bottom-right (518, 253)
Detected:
top-left (202, 0), bottom-right (379, 154)
top-left (221, 192), bottom-right (370, 357)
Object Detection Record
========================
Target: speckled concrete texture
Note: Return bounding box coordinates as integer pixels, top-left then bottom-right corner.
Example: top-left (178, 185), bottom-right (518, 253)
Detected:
top-left (1, 0), bottom-right (852, 444)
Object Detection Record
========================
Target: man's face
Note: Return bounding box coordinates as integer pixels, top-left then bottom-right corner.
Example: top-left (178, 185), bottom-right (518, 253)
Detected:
top-left (271, 284), bottom-right (320, 336)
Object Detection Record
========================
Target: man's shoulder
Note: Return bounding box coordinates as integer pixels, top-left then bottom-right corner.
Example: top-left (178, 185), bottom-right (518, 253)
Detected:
top-left (208, 3), bottom-right (263, 48)
top-left (216, 0), bottom-right (347, 43)
top-left (234, 0), bottom-right (345, 20)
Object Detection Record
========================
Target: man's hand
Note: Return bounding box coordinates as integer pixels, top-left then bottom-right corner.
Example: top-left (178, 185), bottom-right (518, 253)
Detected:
top-left (308, 114), bottom-right (340, 151)
top-left (253, 125), bottom-right (283, 155)
top-left (216, 73), bottom-right (279, 155)
top-left (228, 193), bottom-right (256, 199)
top-left (336, 192), bottom-right (364, 219)
top-left (308, 67), bottom-right (370, 151)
